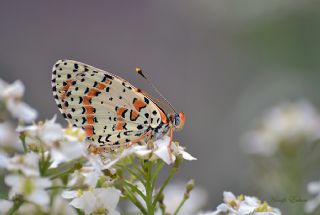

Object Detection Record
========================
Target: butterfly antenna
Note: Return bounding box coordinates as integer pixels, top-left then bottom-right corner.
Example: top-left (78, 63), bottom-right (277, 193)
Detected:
top-left (135, 67), bottom-right (177, 113)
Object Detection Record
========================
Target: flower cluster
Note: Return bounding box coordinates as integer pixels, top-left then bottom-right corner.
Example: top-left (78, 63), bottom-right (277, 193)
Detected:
top-left (94, 135), bottom-right (197, 170)
top-left (242, 100), bottom-right (320, 156)
top-left (0, 79), bottom-right (38, 154)
top-left (201, 192), bottom-right (281, 215)
top-left (0, 114), bottom-right (126, 214)
top-left (0, 79), bottom-right (37, 123)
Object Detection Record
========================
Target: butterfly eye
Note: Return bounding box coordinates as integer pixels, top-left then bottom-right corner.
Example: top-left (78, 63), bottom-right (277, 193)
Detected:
top-left (174, 114), bottom-right (180, 126)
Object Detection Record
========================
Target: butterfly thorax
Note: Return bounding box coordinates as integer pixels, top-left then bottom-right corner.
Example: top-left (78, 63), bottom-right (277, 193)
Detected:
top-left (151, 112), bottom-right (185, 140)
top-left (152, 122), bottom-right (170, 139)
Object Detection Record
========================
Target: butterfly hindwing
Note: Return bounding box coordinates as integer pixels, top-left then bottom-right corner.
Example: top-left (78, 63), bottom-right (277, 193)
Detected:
top-left (51, 59), bottom-right (164, 148)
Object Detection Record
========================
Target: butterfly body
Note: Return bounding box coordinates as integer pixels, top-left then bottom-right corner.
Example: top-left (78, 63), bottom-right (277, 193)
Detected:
top-left (51, 59), bottom-right (185, 153)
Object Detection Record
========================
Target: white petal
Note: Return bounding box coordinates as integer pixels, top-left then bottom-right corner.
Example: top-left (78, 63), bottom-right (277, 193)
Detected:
top-left (216, 203), bottom-right (230, 212)
top-left (83, 170), bottom-right (101, 187)
top-left (70, 192), bottom-right (96, 214)
top-left (133, 145), bottom-right (152, 159)
top-left (28, 189), bottom-right (50, 206)
top-left (308, 181), bottom-right (320, 194)
top-left (154, 135), bottom-right (170, 147)
top-left (0, 123), bottom-right (19, 147)
top-left (95, 187), bottom-right (121, 209)
top-left (0, 200), bottom-right (13, 213)
top-left (305, 195), bottom-right (320, 213)
top-left (243, 196), bottom-right (259, 207)
top-left (51, 196), bottom-right (77, 215)
top-left (237, 204), bottom-right (256, 214)
top-left (223, 191), bottom-right (236, 203)
top-left (0, 152), bottom-right (9, 168)
top-left (7, 100), bottom-right (37, 123)
top-left (179, 149), bottom-right (197, 161)
top-left (40, 120), bottom-right (63, 143)
top-left (4, 174), bottom-right (21, 187)
top-left (34, 177), bottom-right (52, 188)
top-left (61, 191), bottom-right (78, 199)
top-left (108, 209), bottom-right (121, 215)
top-left (2, 80), bottom-right (25, 98)
top-left (154, 144), bottom-right (176, 165)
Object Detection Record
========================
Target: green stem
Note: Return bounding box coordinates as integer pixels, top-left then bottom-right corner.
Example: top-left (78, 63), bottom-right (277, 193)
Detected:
top-left (19, 133), bottom-right (28, 153)
top-left (151, 160), bottom-right (165, 190)
top-left (123, 185), bottom-right (148, 215)
top-left (145, 161), bottom-right (155, 215)
top-left (45, 186), bottom-right (69, 190)
top-left (7, 199), bottom-right (23, 215)
top-left (173, 197), bottom-right (187, 215)
top-left (123, 180), bottom-right (146, 201)
top-left (117, 164), bottom-right (145, 183)
top-left (47, 157), bottom-right (86, 179)
top-left (132, 162), bottom-right (147, 178)
top-left (152, 160), bottom-right (179, 207)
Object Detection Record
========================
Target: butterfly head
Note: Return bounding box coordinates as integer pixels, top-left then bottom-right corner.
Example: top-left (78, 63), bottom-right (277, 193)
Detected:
top-left (170, 112), bottom-right (185, 130)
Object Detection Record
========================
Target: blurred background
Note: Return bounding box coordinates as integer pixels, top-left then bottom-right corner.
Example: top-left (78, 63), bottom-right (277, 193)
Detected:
top-left (1, 0), bottom-right (320, 213)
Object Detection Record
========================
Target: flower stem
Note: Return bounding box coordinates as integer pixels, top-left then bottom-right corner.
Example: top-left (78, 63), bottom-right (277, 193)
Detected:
top-left (145, 161), bottom-right (155, 215)
top-left (173, 197), bottom-right (187, 215)
top-left (19, 133), bottom-right (28, 153)
top-left (123, 180), bottom-right (146, 201)
top-left (47, 156), bottom-right (86, 179)
top-left (7, 196), bottom-right (23, 215)
top-left (152, 158), bottom-right (181, 207)
top-left (123, 185), bottom-right (148, 215)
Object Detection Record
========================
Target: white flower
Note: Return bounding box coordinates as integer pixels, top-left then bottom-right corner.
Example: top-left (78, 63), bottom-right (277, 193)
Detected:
top-left (5, 174), bottom-right (52, 207)
top-left (50, 126), bottom-right (86, 166)
top-left (18, 117), bottom-right (86, 166)
top-left (0, 152), bottom-right (9, 168)
top-left (94, 135), bottom-right (196, 169)
top-left (51, 196), bottom-right (77, 215)
top-left (1, 80), bottom-right (25, 98)
top-left (210, 191), bottom-right (281, 215)
top-left (242, 100), bottom-right (320, 156)
top-left (17, 203), bottom-right (40, 214)
top-left (6, 99), bottom-right (38, 123)
top-left (67, 166), bottom-right (107, 188)
top-left (18, 116), bottom-right (64, 147)
top-left (62, 187), bottom-right (121, 215)
top-left (6, 152), bottom-right (39, 176)
top-left (0, 199), bottom-right (13, 214)
top-left (0, 79), bottom-right (37, 122)
top-left (0, 122), bottom-right (20, 150)
top-left (305, 180), bottom-right (320, 213)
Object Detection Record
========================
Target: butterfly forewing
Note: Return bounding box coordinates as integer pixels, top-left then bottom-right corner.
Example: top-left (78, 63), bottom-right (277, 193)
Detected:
top-left (51, 60), bottom-right (164, 149)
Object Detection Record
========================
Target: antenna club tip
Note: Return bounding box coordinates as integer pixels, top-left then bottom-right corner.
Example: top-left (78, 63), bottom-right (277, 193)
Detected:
top-left (135, 67), bottom-right (142, 73)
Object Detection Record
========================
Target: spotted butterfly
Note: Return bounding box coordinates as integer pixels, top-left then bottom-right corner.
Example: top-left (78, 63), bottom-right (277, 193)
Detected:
top-left (51, 60), bottom-right (185, 154)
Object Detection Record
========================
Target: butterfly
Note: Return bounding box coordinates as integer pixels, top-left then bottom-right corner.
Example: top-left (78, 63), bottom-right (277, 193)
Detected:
top-left (51, 59), bottom-right (185, 157)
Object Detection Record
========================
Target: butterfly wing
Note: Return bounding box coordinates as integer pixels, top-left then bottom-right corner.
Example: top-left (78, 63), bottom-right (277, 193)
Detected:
top-left (51, 60), bottom-right (166, 149)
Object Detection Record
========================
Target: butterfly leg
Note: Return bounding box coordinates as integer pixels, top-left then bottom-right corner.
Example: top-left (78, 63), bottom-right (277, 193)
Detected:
top-left (168, 127), bottom-right (174, 162)
top-left (128, 130), bottom-right (152, 147)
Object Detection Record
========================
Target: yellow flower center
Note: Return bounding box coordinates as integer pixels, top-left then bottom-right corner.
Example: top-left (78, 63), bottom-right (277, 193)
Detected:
top-left (23, 177), bottom-right (34, 195)
top-left (92, 208), bottom-right (108, 215)
top-left (77, 189), bottom-right (84, 197)
top-left (255, 202), bottom-right (272, 212)
top-left (64, 126), bottom-right (86, 141)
